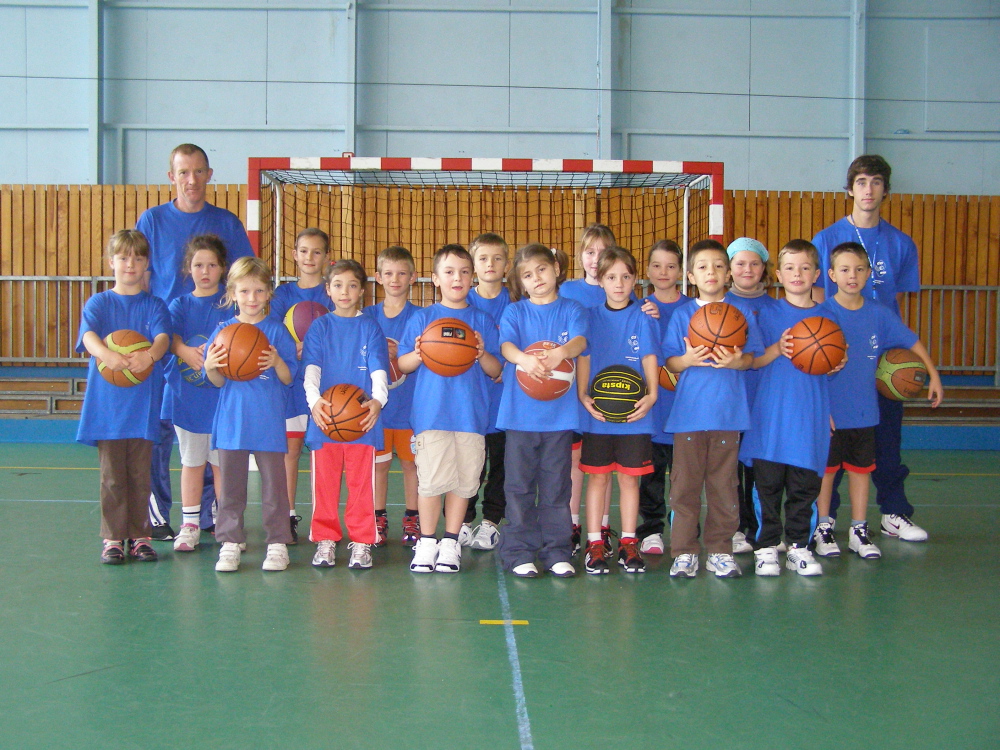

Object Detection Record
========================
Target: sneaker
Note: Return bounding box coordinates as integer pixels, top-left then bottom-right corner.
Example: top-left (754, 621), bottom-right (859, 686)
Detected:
top-left (512, 562), bottom-right (539, 578)
top-left (173, 524), bottom-right (200, 552)
top-left (347, 542), bottom-right (373, 569)
top-left (570, 524), bottom-right (582, 556)
top-left (216, 542), bottom-right (241, 572)
top-left (128, 538), bottom-right (158, 562)
top-left (706, 552), bottom-right (742, 578)
top-left (262, 543), bottom-right (290, 571)
top-left (776, 541), bottom-right (788, 553)
top-left (639, 533), bottom-right (665, 555)
top-left (289, 514), bottom-right (302, 545)
top-left (374, 514), bottom-right (389, 547)
top-left (435, 538), bottom-right (462, 573)
top-left (469, 521), bottom-right (500, 550)
top-left (312, 540), bottom-right (336, 568)
top-left (848, 523), bottom-right (881, 559)
top-left (617, 538), bottom-right (646, 574)
top-left (410, 537), bottom-right (439, 573)
top-left (151, 522), bottom-right (175, 541)
top-left (601, 526), bottom-right (618, 558)
top-left (584, 540), bottom-right (609, 575)
top-left (458, 523), bottom-right (474, 547)
top-left (732, 531), bottom-right (754, 554)
top-left (812, 522), bottom-right (841, 557)
top-left (401, 515), bottom-right (421, 546)
top-left (669, 553), bottom-right (699, 578)
top-left (101, 540), bottom-right (125, 565)
top-left (881, 513), bottom-right (928, 542)
top-left (548, 561), bottom-right (576, 578)
top-left (785, 544), bottom-right (822, 576)
top-left (753, 546), bottom-right (781, 576)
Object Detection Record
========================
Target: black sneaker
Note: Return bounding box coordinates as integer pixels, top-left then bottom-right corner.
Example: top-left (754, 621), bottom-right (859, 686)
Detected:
top-left (101, 541), bottom-right (125, 565)
top-left (289, 515), bottom-right (302, 545)
top-left (601, 526), bottom-right (618, 559)
top-left (571, 524), bottom-right (582, 556)
top-left (127, 538), bottom-right (158, 562)
top-left (151, 523), bottom-right (175, 541)
top-left (584, 540), bottom-right (609, 575)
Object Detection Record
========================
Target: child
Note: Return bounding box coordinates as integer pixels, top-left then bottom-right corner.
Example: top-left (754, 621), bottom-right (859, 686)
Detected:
top-left (726, 237), bottom-right (778, 555)
top-left (164, 234), bottom-right (231, 552)
top-left (742, 240), bottom-right (833, 576)
top-left (305, 259), bottom-right (389, 569)
top-left (204, 257), bottom-right (297, 572)
top-left (463, 232), bottom-right (512, 550)
top-left (363, 246), bottom-right (422, 546)
top-left (662, 240), bottom-right (763, 578)
top-left (268, 228), bottom-right (333, 543)
top-left (637, 239), bottom-right (688, 555)
top-left (397, 244), bottom-right (503, 574)
top-left (577, 246), bottom-right (660, 575)
top-left (496, 244), bottom-right (588, 577)
top-left (814, 242), bottom-right (943, 558)
top-left (77, 229), bottom-right (171, 564)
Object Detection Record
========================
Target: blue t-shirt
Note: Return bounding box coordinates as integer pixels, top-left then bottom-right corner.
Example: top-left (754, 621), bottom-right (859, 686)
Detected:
top-left (163, 290), bottom-right (233, 433)
top-left (663, 293), bottom-right (764, 434)
top-left (269, 282), bottom-right (334, 419)
top-left (560, 278), bottom-right (640, 309)
top-left (644, 294), bottom-right (691, 445)
top-left (363, 301), bottom-right (423, 431)
top-left (136, 201), bottom-right (254, 304)
top-left (580, 301), bottom-right (660, 436)
top-left (728, 292), bottom-right (779, 411)
top-left (813, 217), bottom-right (920, 316)
top-left (468, 286), bottom-right (512, 434)
top-left (75, 290), bottom-right (171, 446)
top-left (819, 297), bottom-right (918, 429)
top-left (741, 300), bottom-right (832, 475)
top-left (399, 303), bottom-right (501, 435)
top-left (496, 297), bottom-right (589, 433)
top-left (207, 316), bottom-right (298, 453)
top-left (301, 313), bottom-right (389, 450)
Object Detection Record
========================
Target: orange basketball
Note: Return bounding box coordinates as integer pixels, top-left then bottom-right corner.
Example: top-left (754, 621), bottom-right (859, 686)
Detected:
top-left (386, 337), bottom-right (406, 390)
top-left (318, 383), bottom-right (369, 442)
top-left (876, 349), bottom-right (928, 400)
top-left (214, 323), bottom-right (270, 381)
top-left (419, 317), bottom-right (479, 377)
top-left (658, 366), bottom-right (679, 391)
top-left (97, 329), bottom-right (152, 387)
top-left (688, 302), bottom-right (748, 350)
top-left (788, 316), bottom-right (847, 375)
top-left (515, 341), bottom-right (576, 401)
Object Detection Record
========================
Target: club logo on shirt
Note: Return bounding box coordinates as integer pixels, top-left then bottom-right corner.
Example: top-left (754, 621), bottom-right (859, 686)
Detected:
top-left (358, 343), bottom-right (369, 372)
top-left (869, 334), bottom-right (879, 359)
top-left (874, 260), bottom-right (887, 277)
top-left (558, 330), bottom-right (570, 345)
top-left (628, 335), bottom-right (640, 353)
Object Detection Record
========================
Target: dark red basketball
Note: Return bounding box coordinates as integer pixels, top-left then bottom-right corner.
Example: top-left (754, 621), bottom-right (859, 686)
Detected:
top-left (688, 302), bottom-right (748, 350)
top-left (420, 317), bottom-right (479, 377)
top-left (788, 316), bottom-right (847, 375)
top-left (318, 383), bottom-right (369, 442)
top-left (658, 366), bottom-right (679, 392)
top-left (214, 323), bottom-right (270, 381)
top-left (96, 329), bottom-right (152, 387)
top-left (284, 300), bottom-right (328, 344)
top-left (515, 341), bottom-right (576, 401)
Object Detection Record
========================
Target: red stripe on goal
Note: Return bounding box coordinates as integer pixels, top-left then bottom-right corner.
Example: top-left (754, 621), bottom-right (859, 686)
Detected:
top-left (502, 159), bottom-right (534, 171)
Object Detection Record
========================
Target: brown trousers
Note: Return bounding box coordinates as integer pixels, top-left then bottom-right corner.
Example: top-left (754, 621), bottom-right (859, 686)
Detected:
top-left (668, 431), bottom-right (740, 555)
top-left (97, 438), bottom-right (153, 541)
top-left (216, 450), bottom-right (292, 545)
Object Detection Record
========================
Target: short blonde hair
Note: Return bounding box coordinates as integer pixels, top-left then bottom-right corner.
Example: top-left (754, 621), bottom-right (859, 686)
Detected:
top-left (106, 229), bottom-right (150, 262)
top-left (222, 256), bottom-right (273, 308)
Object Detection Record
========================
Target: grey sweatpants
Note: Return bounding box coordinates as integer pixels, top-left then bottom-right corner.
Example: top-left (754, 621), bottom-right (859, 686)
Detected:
top-left (216, 450), bottom-right (292, 545)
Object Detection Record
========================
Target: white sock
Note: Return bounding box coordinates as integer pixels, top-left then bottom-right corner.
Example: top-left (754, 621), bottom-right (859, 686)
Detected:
top-left (181, 508), bottom-right (199, 527)
top-left (622, 530), bottom-right (636, 539)
top-left (601, 514), bottom-right (610, 528)
top-left (587, 532), bottom-right (602, 543)
top-left (571, 514), bottom-right (580, 525)
top-left (290, 508), bottom-right (297, 516)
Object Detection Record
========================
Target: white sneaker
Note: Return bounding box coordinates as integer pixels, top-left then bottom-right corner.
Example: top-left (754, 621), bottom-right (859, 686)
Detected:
top-left (812, 522), bottom-right (840, 557)
top-left (706, 552), bottom-right (742, 578)
top-left (732, 531), bottom-right (754, 554)
top-left (669, 553), bottom-right (699, 578)
top-left (215, 542), bottom-right (241, 572)
top-left (458, 523), bottom-right (474, 547)
top-left (640, 533), bottom-right (665, 555)
top-left (469, 521), bottom-right (500, 550)
top-left (312, 540), bottom-right (336, 567)
top-left (776, 541), bottom-right (788, 553)
top-left (409, 537), bottom-right (439, 573)
top-left (262, 543), bottom-right (289, 571)
top-left (512, 562), bottom-right (539, 578)
top-left (347, 542), bottom-right (373, 570)
top-left (753, 546), bottom-right (781, 576)
top-left (785, 544), bottom-right (822, 576)
top-left (435, 538), bottom-right (462, 573)
top-left (881, 514), bottom-right (928, 542)
top-left (173, 524), bottom-right (200, 552)
top-left (548, 561), bottom-right (576, 577)
top-left (848, 523), bottom-right (881, 559)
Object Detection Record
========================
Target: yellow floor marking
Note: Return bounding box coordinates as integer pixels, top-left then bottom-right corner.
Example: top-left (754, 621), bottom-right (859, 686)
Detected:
top-left (480, 619), bottom-right (529, 626)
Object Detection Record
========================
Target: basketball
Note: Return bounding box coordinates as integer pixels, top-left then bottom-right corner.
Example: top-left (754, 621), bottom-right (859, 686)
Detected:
top-left (317, 383), bottom-right (369, 442)
top-left (178, 334), bottom-right (209, 386)
top-left (96, 329), bottom-right (152, 387)
top-left (787, 316), bottom-right (847, 375)
top-left (876, 349), bottom-right (928, 400)
top-left (688, 302), bottom-right (748, 350)
top-left (214, 322), bottom-right (271, 381)
top-left (284, 300), bottom-right (328, 344)
top-left (419, 317), bottom-right (479, 377)
top-left (658, 366), bottom-right (679, 391)
top-left (386, 337), bottom-right (406, 390)
top-left (589, 365), bottom-right (646, 422)
top-left (515, 341), bottom-right (576, 401)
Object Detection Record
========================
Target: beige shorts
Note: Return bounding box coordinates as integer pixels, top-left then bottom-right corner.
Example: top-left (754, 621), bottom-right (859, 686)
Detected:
top-left (174, 426), bottom-right (219, 468)
top-left (413, 430), bottom-right (485, 497)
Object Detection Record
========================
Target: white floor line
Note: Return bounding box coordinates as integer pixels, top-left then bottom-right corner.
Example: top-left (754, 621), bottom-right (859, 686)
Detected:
top-left (494, 556), bottom-right (534, 750)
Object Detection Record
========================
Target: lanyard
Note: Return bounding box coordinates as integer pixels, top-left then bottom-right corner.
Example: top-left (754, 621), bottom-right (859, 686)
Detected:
top-left (850, 219), bottom-right (882, 301)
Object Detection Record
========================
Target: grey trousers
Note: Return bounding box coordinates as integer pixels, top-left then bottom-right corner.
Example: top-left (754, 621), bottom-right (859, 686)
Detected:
top-left (97, 438), bottom-right (153, 541)
top-left (216, 449), bottom-right (292, 545)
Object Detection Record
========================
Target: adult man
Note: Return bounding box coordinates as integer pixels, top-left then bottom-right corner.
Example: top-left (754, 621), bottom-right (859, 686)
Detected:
top-left (137, 144), bottom-right (254, 539)
top-left (812, 154), bottom-right (931, 544)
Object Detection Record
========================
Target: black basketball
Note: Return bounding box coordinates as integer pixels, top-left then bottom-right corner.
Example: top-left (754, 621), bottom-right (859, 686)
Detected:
top-left (589, 365), bottom-right (646, 423)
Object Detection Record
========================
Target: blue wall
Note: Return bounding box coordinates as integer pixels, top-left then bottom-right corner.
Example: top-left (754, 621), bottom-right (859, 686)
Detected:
top-left (1, 0), bottom-right (998, 193)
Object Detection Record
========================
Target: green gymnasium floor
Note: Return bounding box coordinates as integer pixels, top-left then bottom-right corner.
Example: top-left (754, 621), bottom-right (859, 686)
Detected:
top-left (0, 444), bottom-right (997, 750)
